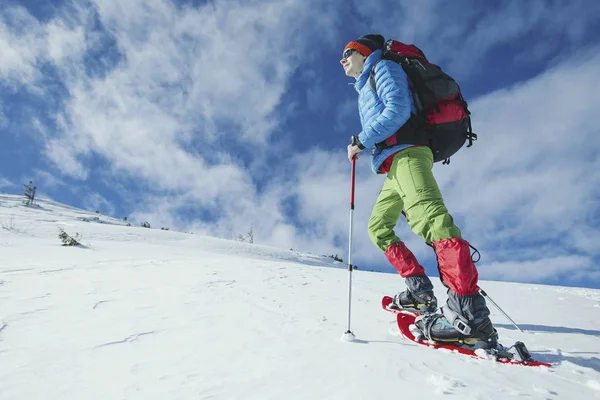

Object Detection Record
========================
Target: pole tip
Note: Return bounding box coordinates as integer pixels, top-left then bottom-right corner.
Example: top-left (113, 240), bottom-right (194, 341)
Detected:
top-left (341, 331), bottom-right (356, 342)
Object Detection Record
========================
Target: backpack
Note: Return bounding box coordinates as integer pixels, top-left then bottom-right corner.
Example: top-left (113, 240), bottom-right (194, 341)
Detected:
top-left (370, 40), bottom-right (477, 164)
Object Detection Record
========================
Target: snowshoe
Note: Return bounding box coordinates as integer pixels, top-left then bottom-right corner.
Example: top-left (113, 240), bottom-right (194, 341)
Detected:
top-left (381, 296), bottom-right (551, 367)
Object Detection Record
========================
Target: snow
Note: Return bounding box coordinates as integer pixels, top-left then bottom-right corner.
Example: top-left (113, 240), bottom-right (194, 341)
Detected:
top-left (1, 193), bottom-right (599, 400)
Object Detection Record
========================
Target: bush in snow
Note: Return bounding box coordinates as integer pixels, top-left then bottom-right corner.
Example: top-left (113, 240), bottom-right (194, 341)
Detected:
top-left (325, 254), bottom-right (343, 263)
top-left (237, 227), bottom-right (254, 244)
top-left (0, 218), bottom-right (17, 232)
top-left (22, 181), bottom-right (37, 205)
top-left (58, 227), bottom-right (82, 246)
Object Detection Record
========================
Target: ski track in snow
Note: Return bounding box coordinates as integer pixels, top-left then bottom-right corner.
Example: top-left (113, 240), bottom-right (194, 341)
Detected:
top-left (95, 331), bottom-right (157, 348)
top-left (0, 194), bottom-right (599, 400)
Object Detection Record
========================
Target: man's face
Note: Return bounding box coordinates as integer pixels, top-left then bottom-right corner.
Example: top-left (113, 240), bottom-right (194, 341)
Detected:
top-left (340, 48), bottom-right (365, 79)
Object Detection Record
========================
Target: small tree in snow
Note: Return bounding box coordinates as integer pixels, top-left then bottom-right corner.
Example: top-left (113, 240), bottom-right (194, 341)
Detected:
top-left (23, 181), bottom-right (36, 205)
top-left (58, 227), bottom-right (81, 246)
top-left (326, 254), bottom-right (343, 263)
top-left (237, 226), bottom-right (254, 244)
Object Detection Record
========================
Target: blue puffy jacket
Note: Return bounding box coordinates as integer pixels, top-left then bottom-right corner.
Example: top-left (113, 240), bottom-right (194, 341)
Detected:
top-left (354, 49), bottom-right (417, 174)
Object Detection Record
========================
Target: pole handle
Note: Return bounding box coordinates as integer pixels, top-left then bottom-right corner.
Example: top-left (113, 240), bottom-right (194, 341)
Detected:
top-left (350, 158), bottom-right (356, 208)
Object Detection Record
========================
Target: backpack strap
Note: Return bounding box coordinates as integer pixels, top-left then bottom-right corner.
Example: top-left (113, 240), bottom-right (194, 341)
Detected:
top-left (466, 117), bottom-right (477, 147)
top-left (369, 60), bottom-right (382, 93)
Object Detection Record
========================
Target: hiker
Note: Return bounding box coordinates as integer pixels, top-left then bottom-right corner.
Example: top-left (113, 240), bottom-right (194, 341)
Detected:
top-left (341, 34), bottom-right (498, 349)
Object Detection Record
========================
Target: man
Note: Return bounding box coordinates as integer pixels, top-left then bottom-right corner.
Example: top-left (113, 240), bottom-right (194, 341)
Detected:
top-left (341, 34), bottom-right (498, 349)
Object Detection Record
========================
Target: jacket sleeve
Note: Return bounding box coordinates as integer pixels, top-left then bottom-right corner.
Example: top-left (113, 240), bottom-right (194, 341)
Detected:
top-left (357, 60), bottom-right (413, 150)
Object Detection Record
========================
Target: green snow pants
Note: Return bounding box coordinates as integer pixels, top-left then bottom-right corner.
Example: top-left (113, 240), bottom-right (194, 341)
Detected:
top-left (368, 146), bottom-right (462, 251)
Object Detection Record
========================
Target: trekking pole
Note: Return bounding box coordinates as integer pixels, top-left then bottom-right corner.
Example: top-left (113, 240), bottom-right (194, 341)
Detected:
top-left (341, 153), bottom-right (357, 342)
top-left (480, 289), bottom-right (523, 333)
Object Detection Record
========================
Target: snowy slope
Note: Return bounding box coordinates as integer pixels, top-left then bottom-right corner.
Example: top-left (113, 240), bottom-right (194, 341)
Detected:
top-left (0, 194), bottom-right (599, 400)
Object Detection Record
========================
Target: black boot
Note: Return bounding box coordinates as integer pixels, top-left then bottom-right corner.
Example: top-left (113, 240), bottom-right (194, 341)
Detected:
top-left (391, 290), bottom-right (438, 314)
top-left (415, 312), bottom-right (498, 349)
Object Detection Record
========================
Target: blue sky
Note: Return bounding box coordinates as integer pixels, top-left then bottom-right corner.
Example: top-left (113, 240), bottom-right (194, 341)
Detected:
top-left (1, 0), bottom-right (600, 289)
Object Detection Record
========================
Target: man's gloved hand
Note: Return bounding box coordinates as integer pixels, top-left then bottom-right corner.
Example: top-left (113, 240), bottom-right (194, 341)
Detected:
top-left (347, 135), bottom-right (365, 162)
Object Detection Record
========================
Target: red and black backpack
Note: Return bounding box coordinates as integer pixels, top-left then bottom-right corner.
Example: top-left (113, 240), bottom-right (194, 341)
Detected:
top-left (370, 40), bottom-right (477, 164)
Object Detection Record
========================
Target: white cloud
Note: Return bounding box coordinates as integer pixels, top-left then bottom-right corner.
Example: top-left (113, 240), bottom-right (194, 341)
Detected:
top-left (481, 256), bottom-right (592, 283)
top-left (82, 0), bottom-right (329, 145)
top-left (0, 7), bottom-right (43, 85)
top-left (32, 169), bottom-right (66, 189)
top-left (44, 138), bottom-right (89, 180)
top-left (0, 5), bottom-right (87, 89)
top-left (0, 177), bottom-right (14, 189)
top-left (82, 191), bottom-right (116, 216)
top-left (3, 0), bottom-right (338, 196)
top-left (0, 105), bottom-right (7, 129)
top-left (351, 0), bottom-right (600, 77)
top-left (46, 20), bottom-right (86, 66)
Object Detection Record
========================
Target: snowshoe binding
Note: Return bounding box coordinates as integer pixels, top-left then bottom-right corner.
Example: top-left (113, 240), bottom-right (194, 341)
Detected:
top-left (414, 312), bottom-right (498, 350)
top-left (389, 290), bottom-right (438, 314)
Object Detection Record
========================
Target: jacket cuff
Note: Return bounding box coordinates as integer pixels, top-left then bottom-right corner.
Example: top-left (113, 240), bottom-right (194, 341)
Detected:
top-left (352, 135), bottom-right (366, 150)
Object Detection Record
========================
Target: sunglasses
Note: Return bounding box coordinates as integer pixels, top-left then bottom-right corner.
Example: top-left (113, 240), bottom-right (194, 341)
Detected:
top-left (342, 48), bottom-right (357, 60)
